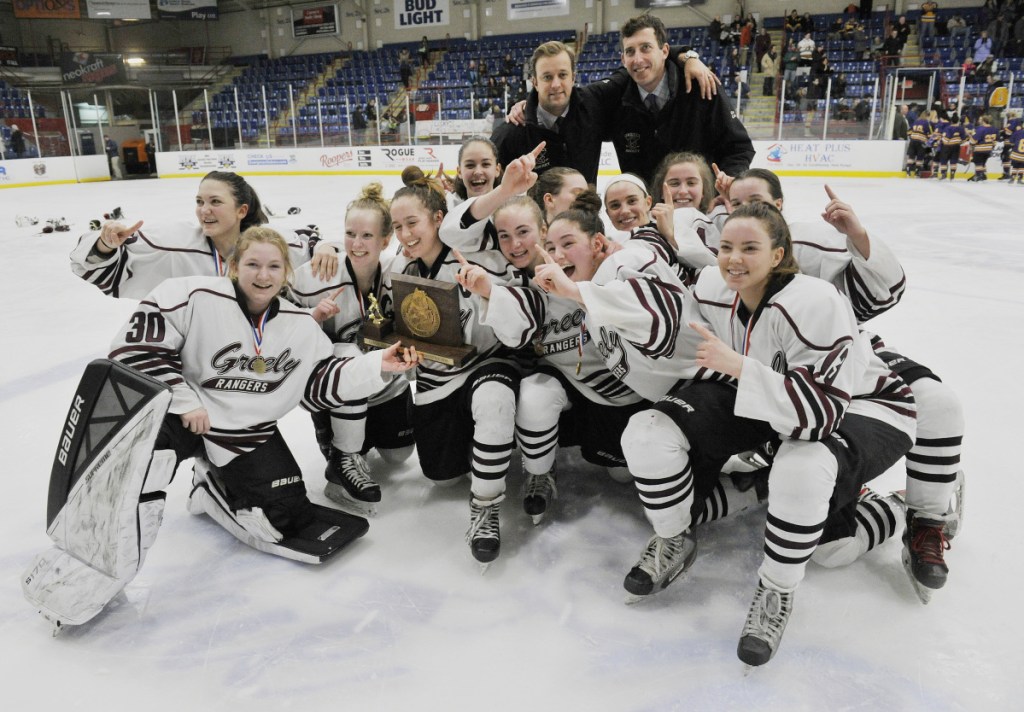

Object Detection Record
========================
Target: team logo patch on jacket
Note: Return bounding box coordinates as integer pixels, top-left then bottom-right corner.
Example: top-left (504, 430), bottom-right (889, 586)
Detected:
top-left (623, 133), bottom-right (642, 153)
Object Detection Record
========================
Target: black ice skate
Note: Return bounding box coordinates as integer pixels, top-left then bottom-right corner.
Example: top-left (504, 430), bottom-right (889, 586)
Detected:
top-left (324, 448), bottom-right (381, 517)
top-left (522, 470), bottom-right (556, 525)
top-left (902, 510), bottom-right (951, 604)
top-left (467, 494), bottom-right (503, 566)
top-left (738, 579), bottom-right (794, 667)
top-left (623, 530), bottom-right (697, 602)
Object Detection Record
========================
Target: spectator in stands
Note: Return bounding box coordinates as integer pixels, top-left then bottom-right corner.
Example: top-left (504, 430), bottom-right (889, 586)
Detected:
top-left (418, 36), bottom-right (430, 65)
top-left (829, 18), bottom-right (845, 42)
top-left (399, 49), bottom-right (413, 89)
top-left (738, 20), bottom-right (754, 67)
top-left (733, 71), bottom-right (750, 112)
top-left (802, 77), bottom-right (824, 135)
top-left (1015, 14), bottom-right (1024, 57)
top-left (948, 15), bottom-right (970, 45)
top-left (797, 33), bottom-right (816, 72)
top-left (10, 123), bottom-right (26, 158)
top-left (479, 59), bottom-right (490, 83)
top-left (853, 23), bottom-right (870, 59)
top-left (844, 3), bottom-right (859, 19)
top-left (503, 53), bottom-right (517, 76)
top-left (351, 104), bottom-right (367, 132)
top-left (973, 31), bottom-right (994, 64)
top-left (365, 98), bottom-right (377, 122)
top-left (800, 12), bottom-right (814, 34)
top-left (854, 98), bottom-right (871, 121)
top-left (882, 29), bottom-right (904, 67)
top-left (919, 1), bottom-right (939, 41)
top-left (754, 26), bottom-right (772, 68)
top-left (989, 12), bottom-right (1012, 58)
top-left (812, 47), bottom-right (830, 78)
top-left (145, 136), bottom-right (156, 174)
top-left (973, 56), bottom-right (995, 82)
top-left (709, 16), bottom-right (723, 57)
top-left (468, 59), bottom-right (478, 85)
top-left (961, 55), bottom-right (977, 78)
top-left (785, 9), bottom-right (801, 40)
top-left (894, 16), bottom-right (912, 49)
top-left (761, 45), bottom-right (778, 96)
top-left (833, 72), bottom-right (847, 99)
top-left (782, 41), bottom-right (799, 88)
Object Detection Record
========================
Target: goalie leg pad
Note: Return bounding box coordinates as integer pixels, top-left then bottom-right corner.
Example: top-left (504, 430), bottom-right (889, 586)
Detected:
top-left (188, 433), bottom-right (369, 564)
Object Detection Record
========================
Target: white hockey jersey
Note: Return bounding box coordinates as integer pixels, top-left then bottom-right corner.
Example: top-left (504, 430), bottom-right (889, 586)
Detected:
top-left (108, 275), bottom-right (388, 466)
top-left (688, 270), bottom-right (916, 442)
top-left (289, 256), bottom-right (409, 407)
top-left (482, 244), bottom-right (692, 405)
top-left (70, 220), bottom-right (322, 299)
top-left (709, 210), bottom-right (906, 323)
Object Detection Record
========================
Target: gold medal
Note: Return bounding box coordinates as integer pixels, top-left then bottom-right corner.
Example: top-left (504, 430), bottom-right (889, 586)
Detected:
top-left (401, 288), bottom-right (442, 339)
top-left (252, 356), bottom-right (267, 374)
top-left (576, 359), bottom-right (582, 376)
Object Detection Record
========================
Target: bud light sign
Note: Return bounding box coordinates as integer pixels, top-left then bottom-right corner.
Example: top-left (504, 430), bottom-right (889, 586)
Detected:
top-left (395, 0), bottom-right (449, 28)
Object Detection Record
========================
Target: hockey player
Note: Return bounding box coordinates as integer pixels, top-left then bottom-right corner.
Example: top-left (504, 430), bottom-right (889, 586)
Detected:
top-left (936, 115), bottom-right (969, 181)
top-left (905, 111), bottom-right (935, 177)
top-left (998, 115), bottom-right (1022, 180)
top-left (386, 166), bottom-right (522, 565)
top-left (719, 169), bottom-right (963, 601)
top-left (24, 226), bottom-right (418, 630)
top-left (620, 203), bottom-right (917, 666)
top-left (451, 136), bottom-right (504, 203)
top-left (1009, 120), bottom-right (1024, 184)
top-left (455, 190), bottom-right (691, 526)
top-left (528, 166), bottom-right (590, 224)
top-left (967, 115), bottom-right (999, 181)
top-left (289, 182), bottom-right (415, 516)
top-left (70, 171), bottom-right (338, 299)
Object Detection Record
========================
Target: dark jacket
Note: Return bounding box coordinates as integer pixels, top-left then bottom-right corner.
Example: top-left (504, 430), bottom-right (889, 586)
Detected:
top-left (491, 76), bottom-right (624, 185)
top-left (608, 62), bottom-right (755, 185)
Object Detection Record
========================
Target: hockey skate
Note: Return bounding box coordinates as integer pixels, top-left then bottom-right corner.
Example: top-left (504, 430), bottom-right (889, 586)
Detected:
top-left (944, 469), bottom-right (965, 539)
top-left (623, 530), bottom-right (697, 602)
top-left (324, 448), bottom-right (381, 517)
top-left (737, 579), bottom-right (794, 667)
top-left (104, 207), bottom-right (124, 220)
top-left (16, 215), bottom-right (39, 227)
top-left (522, 470), bottom-right (556, 525)
top-left (467, 494), bottom-right (503, 567)
top-left (901, 510), bottom-right (951, 604)
top-left (42, 218), bottom-right (69, 233)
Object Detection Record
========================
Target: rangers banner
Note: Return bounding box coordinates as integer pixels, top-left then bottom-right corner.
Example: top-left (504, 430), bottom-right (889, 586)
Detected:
top-left (394, 0), bottom-right (449, 29)
top-left (86, 0), bottom-right (151, 19)
top-left (507, 0), bottom-right (568, 21)
top-left (13, 0), bottom-right (81, 19)
top-left (157, 0), bottom-right (218, 20)
top-left (60, 52), bottom-right (126, 85)
top-left (292, 4), bottom-right (339, 37)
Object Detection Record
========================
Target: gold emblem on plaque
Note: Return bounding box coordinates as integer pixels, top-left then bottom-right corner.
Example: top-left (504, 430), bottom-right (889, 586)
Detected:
top-left (400, 288), bottom-right (442, 339)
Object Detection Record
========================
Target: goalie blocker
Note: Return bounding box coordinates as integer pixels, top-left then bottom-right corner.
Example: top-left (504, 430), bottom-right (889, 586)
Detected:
top-left (23, 359), bottom-right (368, 631)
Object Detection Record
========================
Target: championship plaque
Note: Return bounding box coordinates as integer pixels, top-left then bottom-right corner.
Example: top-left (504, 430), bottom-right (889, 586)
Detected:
top-left (358, 273), bottom-right (477, 366)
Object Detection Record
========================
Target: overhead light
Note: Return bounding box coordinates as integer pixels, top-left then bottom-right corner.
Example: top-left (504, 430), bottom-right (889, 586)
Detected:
top-left (125, 57), bottom-right (146, 66)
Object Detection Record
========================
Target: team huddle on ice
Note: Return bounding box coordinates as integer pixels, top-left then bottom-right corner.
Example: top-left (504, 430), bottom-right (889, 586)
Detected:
top-left (21, 142), bottom-right (965, 668)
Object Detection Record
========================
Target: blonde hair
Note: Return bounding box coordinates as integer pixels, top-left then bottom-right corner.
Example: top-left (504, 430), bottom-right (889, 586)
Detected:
top-left (229, 226), bottom-right (293, 283)
top-left (348, 181), bottom-right (392, 237)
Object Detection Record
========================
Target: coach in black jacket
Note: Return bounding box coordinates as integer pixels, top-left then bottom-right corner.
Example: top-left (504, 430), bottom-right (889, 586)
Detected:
top-left (491, 42), bottom-right (623, 185)
top-left (612, 13), bottom-right (754, 186)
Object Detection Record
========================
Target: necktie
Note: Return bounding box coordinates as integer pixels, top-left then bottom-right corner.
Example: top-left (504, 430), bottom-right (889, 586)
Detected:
top-left (645, 93), bottom-right (659, 114)
top-left (554, 116), bottom-right (564, 134)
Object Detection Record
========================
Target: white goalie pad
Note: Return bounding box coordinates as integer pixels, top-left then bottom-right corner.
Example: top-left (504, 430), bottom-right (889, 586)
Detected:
top-left (22, 359), bottom-right (173, 630)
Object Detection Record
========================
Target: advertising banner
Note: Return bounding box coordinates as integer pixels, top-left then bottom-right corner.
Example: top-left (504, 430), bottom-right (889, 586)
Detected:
top-left (157, 0), bottom-right (218, 20)
top-left (394, 0), bottom-right (449, 30)
top-left (507, 0), bottom-right (568, 21)
top-left (292, 4), bottom-right (340, 37)
top-left (60, 52), bottom-right (126, 85)
top-left (86, 0), bottom-right (152, 19)
top-left (13, 0), bottom-right (81, 19)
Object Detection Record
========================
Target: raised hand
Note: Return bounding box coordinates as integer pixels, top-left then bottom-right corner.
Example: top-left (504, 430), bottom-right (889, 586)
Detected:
top-left (691, 321), bottom-right (744, 378)
top-left (650, 181), bottom-right (679, 249)
top-left (712, 163), bottom-right (735, 209)
top-left (96, 219), bottom-right (143, 253)
top-left (311, 286), bottom-right (345, 323)
top-left (502, 142), bottom-right (545, 195)
top-left (435, 162), bottom-right (456, 194)
top-left (822, 184), bottom-right (870, 257)
top-left (452, 248), bottom-right (492, 299)
top-left (532, 244), bottom-right (581, 303)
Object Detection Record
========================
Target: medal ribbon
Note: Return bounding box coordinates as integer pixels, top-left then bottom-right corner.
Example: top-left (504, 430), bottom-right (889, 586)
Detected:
top-left (576, 319), bottom-right (588, 375)
top-left (212, 246), bottom-right (226, 276)
top-left (250, 308), bottom-right (270, 364)
top-left (729, 294), bottom-right (757, 356)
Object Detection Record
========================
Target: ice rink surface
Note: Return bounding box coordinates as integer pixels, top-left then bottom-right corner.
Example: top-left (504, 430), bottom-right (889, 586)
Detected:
top-left (1, 172), bottom-right (1020, 711)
